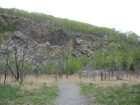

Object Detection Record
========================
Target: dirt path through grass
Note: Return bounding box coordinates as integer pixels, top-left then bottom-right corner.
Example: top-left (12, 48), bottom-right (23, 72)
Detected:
top-left (53, 83), bottom-right (93, 105)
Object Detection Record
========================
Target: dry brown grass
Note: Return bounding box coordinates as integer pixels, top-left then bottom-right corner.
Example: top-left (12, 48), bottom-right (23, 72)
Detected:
top-left (0, 74), bottom-right (140, 89)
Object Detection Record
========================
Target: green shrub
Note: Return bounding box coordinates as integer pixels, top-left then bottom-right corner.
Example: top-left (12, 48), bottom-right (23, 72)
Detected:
top-left (95, 44), bottom-right (100, 50)
top-left (0, 26), bottom-right (4, 32)
top-left (68, 56), bottom-right (83, 74)
top-left (79, 55), bottom-right (89, 66)
top-left (9, 20), bottom-right (14, 31)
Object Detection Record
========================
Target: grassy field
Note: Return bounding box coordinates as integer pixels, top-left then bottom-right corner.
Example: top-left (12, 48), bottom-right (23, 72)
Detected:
top-left (0, 83), bottom-right (59, 105)
top-left (0, 74), bottom-right (140, 105)
top-left (80, 82), bottom-right (140, 105)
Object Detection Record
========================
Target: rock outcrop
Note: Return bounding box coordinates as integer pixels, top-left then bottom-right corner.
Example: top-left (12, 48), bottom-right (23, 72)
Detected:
top-left (0, 14), bottom-right (110, 69)
top-left (0, 14), bottom-right (68, 45)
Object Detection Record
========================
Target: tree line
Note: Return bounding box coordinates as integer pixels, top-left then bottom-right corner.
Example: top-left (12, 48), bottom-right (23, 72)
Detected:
top-left (0, 8), bottom-right (139, 42)
top-left (93, 41), bottom-right (140, 80)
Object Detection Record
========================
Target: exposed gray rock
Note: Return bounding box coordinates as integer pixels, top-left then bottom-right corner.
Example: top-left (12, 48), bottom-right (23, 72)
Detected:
top-left (11, 31), bottom-right (28, 40)
top-left (76, 38), bottom-right (84, 44)
top-left (33, 55), bottom-right (45, 61)
top-left (72, 51), bottom-right (81, 57)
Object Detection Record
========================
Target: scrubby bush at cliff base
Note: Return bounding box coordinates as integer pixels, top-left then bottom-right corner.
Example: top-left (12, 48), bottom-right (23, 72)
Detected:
top-left (79, 55), bottom-right (89, 66)
top-left (0, 84), bottom-right (59, 105)
top-left (67, 56), bottom-right (83, 74)
top-left (79, 83), bottom-right (140, 105)
top-left (38, 55), bottom-right (88, 75)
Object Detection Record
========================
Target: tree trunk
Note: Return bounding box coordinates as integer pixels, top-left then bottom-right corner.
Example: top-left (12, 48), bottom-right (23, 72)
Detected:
top-left (79, 73), bottom-right (82, 79)
top-left (104, 73), bottom-right (106, 80)
top-left (58, 73), bottom-right (60, 78)
top-left (4, 65), bottom-right (8, 84)
top-left (66, 59), bottom-right (69, 79)
top-left (36, 65), bottom-right (39, 78)
top-left (17, 71), bottom-right (20, 81)
top-left (127, 71), bottom-right (129, 79)
top-left (14, 41), bottom-right (20, 82)
top-left (55, 68), bottom-right (58, 82)
top-left (20, 73), bottom-right (23, 85)
top-left (101, 73), bottom-right (103, 81)
top-left (112, 69), bottom-right (114, 79)
top-left (92, 74), bottom-right (95, 81)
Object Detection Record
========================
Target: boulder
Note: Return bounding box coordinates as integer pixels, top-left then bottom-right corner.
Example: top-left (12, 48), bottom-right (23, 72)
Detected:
top-left (11, 31), bottom-right (28, 41)
top-left (76, 38), bottom-right (83, 44)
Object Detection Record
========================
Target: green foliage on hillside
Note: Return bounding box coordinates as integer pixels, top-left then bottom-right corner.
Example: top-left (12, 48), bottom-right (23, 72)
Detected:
top-left (0, 7), bottom-right (139, 42)
top-left (0, 20), bottom-right (14, 33)
top-left (0, 7), bottom-right (140, 75)
top-left (94, 41), bottom-right (140, 73)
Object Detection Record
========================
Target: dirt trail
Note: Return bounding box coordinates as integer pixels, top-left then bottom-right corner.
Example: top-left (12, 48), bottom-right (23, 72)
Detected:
top-left (53, 83), bottom-right (93, 105)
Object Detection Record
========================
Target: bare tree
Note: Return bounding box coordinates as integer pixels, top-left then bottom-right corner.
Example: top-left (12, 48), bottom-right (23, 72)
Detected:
top-left (1, 32), bottom-right (37, 85)
top-left (0, 39), bottom-right (11, 84)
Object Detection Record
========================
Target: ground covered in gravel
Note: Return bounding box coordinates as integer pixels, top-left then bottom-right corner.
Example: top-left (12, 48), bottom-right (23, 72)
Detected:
top-left (53, 83), bottom-right (93, 105)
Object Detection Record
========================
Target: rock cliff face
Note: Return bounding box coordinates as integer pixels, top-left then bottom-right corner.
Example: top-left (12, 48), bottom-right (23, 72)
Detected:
top-left (0, 14), bottom-right (73, 58)
top-left (0, 14), bottom-right (109, 67)
top-left (0, 14), bottom-right (68, 45)
top-left (72, 34), bottom-right (109, 58)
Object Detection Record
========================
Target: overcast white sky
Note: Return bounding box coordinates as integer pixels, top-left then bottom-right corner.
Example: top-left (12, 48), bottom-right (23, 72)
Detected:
top-left (0, 0), bottom-right (140, 35)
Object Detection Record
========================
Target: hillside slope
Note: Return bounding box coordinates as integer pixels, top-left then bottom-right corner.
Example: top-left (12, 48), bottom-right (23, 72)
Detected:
top-left (0, 8), bottom-right (140, 76)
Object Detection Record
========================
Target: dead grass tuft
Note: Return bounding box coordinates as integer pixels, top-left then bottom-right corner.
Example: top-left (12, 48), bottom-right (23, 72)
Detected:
top-left (0, 74), bottom-right (140, 89)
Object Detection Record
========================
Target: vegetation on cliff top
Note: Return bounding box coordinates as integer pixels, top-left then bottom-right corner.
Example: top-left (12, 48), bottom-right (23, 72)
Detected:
top-left (0, 8), bottom-right (139, 40)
